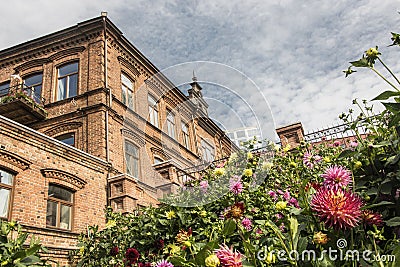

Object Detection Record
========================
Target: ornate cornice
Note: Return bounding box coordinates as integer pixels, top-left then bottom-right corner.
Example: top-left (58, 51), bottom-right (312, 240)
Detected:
top-left (14, 58), bottom-right (50, 72)
top-left (44, 121), bottom-right (83, 137)
top-left (117, 56), bottom-right (140, 77)
top-left (0, 149), bottom-right (31, 170)
top-left (122, 128), bottom-right (146, 147)
top-left (48, 46), bottom-right (86, 61)
top-left (41, 168), bottom-right (86, 189)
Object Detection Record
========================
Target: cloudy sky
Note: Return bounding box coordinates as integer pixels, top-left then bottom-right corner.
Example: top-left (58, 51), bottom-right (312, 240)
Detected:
top-left (1, 0), bottom-right (399, 140)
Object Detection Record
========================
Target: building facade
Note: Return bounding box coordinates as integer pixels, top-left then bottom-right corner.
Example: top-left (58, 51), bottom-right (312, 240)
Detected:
top-left (0, 15), bottom-right (234, 264)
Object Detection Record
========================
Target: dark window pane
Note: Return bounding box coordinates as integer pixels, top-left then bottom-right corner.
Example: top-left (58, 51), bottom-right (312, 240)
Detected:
top-left (46, 201), bottom-right (57, 227)
top-left (58, 62), bottom-right (78, 77)
top-left (68, 74), bottom-right (78, 97)
top-left (55, 133), bottom-right (75, 146)
top-left (24, 74), bottom-right (43, 86)
top-left (0, 188), bottom-right (10, 218)
top-left (0, 81), bottom-right (10, 96)
top-left (48, 185), bottom-right (73, 202)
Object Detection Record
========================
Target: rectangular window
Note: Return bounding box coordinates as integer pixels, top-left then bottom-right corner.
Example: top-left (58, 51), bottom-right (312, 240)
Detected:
top-left (181, 122), bottom-right (190, 149)
top-left (125, 141), bottom-right (139, 179)
top-left (46, 184), bottom-right (73, 230)
top-left (148, 94), bottom-right (159, 127)
top-left (55, 133), bottom-right (75, 147)
top-left (0, 169), bottom-right (13, 219)
top-left (57, 62), bottom-right (78, 101)
top-left (167, 111), bottom-right (176, 139)
top-left (0, 81), bottom-right (10, 97)
top-left (24, 73), bottom-right (43, 104)
top-left (201, 139), bottom-right (215, 162)
top-left (121, 74), bottom-right (134, 110)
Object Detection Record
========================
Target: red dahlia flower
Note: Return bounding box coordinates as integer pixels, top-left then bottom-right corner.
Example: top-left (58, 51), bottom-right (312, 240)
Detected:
top-left (214, 244), bottom-right (243, 267)
top-left (362, 210), bottom-right (384, 227)
top-left (311, 188), bottom-right (363, 230)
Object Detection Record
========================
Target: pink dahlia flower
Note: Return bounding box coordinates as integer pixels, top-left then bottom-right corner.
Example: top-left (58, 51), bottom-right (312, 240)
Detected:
top-left (155, 259), bottom-right (174, 267)
top-left (311, 188), bottom-right (363, 230)
top-left (214, 244), bottom-right (243, 267)
top-left (321, 165), bottom-right (352, 189)
top-left (229, 176), bottom-right (243, 195)
top-left (303, 152), bottom-right (322, 168)
top-left (241, 218), bottom-right (252, 231)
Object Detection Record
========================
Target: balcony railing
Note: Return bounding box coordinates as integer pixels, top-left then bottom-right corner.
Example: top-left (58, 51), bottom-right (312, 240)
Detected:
top-left (0, 84), bottom-right (47, 124)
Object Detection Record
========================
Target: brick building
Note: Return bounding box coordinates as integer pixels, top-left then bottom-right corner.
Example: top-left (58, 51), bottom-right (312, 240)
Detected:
top-left (0, 14), bottom-right (234, 264)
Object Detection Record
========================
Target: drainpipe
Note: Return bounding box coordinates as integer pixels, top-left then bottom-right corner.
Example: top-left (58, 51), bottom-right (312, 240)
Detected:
top-left (101, 12), bottom-right (112, 207)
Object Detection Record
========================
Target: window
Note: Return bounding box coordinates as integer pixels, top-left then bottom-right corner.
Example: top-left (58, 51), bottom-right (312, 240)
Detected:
top-left (148, 94), bottom-right (159, 127)
top-left (0, 169), bottom-right (14, 219)
top-left (46, 184), bottom-right (73, 230)
top-left (0, 81), bottom-right (10, 97)
top-left (201, 139), bottom-right (215, 162)
top-left (166, 111), bottom-right (176, 139)
top-left (181, 122), bottom-right (190, 149)
top-left (55, 133), bottom-right (75, 147)
top-left (125, 141), bottom-right (139, 178)
top-left (121, 74), bottom-right (134, 110)
top-left (24, 73), bottom-right (43, 103)
top-left (57, 62), bottom-right (78, 101)
top-left (154, 157), bottom-right (163, 164)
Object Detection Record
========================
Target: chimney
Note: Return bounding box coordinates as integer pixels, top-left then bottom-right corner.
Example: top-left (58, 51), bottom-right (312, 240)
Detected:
top-left (276, 122), bottom-right (304, 148)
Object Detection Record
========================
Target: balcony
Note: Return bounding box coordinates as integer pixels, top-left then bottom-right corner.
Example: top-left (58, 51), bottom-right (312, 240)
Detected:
top-left (0, 84), bottom-right (46, 125)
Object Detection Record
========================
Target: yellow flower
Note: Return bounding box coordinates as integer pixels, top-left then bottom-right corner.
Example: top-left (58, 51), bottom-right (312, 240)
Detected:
top-left (289, 161), bottom-right (297, 168)
top-left (79, 246), bottom-right (85, 256)
top-left (266, 251), bottom-right (276, 264)
top-left (366, 47), bottom-right (379, 58)
top-left (105, 219), bottom-right (116, 228)
top-left (283, 144), bottom-right (291, 152)
top-left (275, 201), bottom-right (287, 211)
top-left (167, 244), bottom-right (181, 254)
top-left (243, 169), bottom-right (253, 177)
top-left (313, 231), bottom-right (329, 245)
top-left (323, 156), bottom-right (331, 163)
top-left (214, 168), bottom-right (225, 176)
top-left (183, 240), bottom-right (192, 247)
top-left (200, 210), bottom-right (207, 217)
top-left (262, 161), bottom-right (273, 170)
top-left (274, 144), bottom-right (281, 151)
top-left (166, 210), bottom-right (176, 219)
top-left (354, 161), bottom-right (362, 169)
top-left (247, 152), bottom-right (253, 159)
top-left (205, 254), bottom-right (220, 267)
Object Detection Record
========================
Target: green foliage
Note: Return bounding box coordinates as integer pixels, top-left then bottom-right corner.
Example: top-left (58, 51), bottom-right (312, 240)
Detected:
top-left (0, 221), bottom-right (50, 267)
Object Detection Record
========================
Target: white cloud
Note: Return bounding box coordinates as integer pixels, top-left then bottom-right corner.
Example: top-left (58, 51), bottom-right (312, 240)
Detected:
top-left (0, 0), bottom-right (399, 138)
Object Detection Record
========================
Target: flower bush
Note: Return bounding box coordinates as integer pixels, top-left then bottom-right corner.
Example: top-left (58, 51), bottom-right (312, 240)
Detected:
top-left (75, 30), bottom-right (400, 267)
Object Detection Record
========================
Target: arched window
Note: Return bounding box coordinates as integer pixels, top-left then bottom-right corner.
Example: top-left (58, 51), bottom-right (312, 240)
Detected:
top-left (46, 184), bottom-right (74, 230)
top-left (0, 169), bottom-right (14, 219)
top-left (121, 73), bottom-right (134, 110)
top-left (181, 122), bottom-right (190, 149)
top-left (55, 133), bottom-right (75, 147)
top-left (166, 110), bottom-right (176, 139)
top-left (57, 62), bottom-right (78, 101)
top-left (148, 94), bottom-right (159, 127)
top-left (125, 141), bottom-right (140, 179)
top-left (24, 72), bottom-right (43, 104)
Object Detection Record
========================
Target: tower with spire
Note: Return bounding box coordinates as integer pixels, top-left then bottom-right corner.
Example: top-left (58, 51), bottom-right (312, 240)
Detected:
top-left (187, 71), bottom-right (209, 116)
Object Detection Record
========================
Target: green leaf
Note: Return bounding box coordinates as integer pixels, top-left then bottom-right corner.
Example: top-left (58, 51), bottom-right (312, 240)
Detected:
top-left (383, 102), bottom-right (400, 113)
top-left (350, 57), bottom-right (369, 68)
top-left (362, 201), bottom-right (394, 210)
top-left (389, 244), bottom-right (400, 267)
top-left (385, 217), bottom-right (400, 227)
top-left (389, 114), bottom-right (400, 127)
top-left (338, 149), bottom-right (356, 158)
top-left (222, 219), bottom-right (237, 236)
top-left (372, 91), bottom-right (400, 101)
top-left (288, 216), bottom-right (299, 250)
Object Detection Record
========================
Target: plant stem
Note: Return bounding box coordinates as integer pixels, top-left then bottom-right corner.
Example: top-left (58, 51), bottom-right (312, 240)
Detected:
top-left (370, 67), bottom-right (400, 92)
top-left (377, 57), bottom-right (400, 86)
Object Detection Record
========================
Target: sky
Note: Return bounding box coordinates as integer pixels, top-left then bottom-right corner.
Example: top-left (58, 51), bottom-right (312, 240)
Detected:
top-left (0, 0), bottom-right (399, 141)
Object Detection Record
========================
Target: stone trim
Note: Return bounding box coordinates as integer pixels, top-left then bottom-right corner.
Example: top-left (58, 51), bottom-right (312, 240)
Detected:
top-left (117, 56), bottom-right (141, 77)
top-left (0, 148), bottom-right (31, 170)
top-left (121, 128), bottom-right (145, 147)
top-left (41, 168), bottom-right (86, 189)
top-left (44, 121), bottom-right (83, 137)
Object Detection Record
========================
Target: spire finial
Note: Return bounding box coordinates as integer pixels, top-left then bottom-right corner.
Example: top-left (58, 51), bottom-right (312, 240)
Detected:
top-left (192, 70), bottom-right (197, 82)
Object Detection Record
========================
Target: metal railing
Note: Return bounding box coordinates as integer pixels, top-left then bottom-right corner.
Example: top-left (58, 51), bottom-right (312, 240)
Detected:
top-left (0, 84), bottom-right (45, 106)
